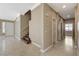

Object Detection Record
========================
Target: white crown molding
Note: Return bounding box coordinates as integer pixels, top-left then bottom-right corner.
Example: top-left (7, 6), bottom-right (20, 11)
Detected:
top-left (30, 3), bottom-right (41, 11)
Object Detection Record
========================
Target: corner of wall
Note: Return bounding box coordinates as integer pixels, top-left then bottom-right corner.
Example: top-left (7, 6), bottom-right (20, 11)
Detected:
top-left (31, 3), bottom-right (41, 11)
top-left (40, 44), bottom-right (53, 53)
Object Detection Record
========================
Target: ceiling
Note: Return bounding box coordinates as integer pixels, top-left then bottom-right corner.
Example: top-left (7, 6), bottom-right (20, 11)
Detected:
top-left (48, 3), bottom-right (77, 19)
top-left (0, 3), bottom-right (77, 20)
top-left (0, 3), bottom-right (36, 20)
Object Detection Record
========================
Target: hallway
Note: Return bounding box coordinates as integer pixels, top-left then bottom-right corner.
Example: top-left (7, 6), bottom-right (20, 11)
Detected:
top-left (44, 36), bottom-right (74, 56)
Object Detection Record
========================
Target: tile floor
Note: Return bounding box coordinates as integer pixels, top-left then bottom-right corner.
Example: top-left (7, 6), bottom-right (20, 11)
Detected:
top-left (0, 36), bottom-right (77, 56)
top-left (0, 36), bottom-right (41, 56)
top-left (44, 36), bottom-right (74, 56)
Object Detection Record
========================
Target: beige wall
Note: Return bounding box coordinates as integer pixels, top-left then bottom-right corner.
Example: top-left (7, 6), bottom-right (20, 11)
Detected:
top-left (43, 4), bottom-right (58, 49)
top-left (43, 4), bottom-right (64, 50)
top-left (57, 18), bottom-right (62, 40)
top-left (43, 4), bottom-right (53, 49)
top-left (29, 4), bottom-right (43, 48)
top-left (62, 19), bottom-right (65, 40)
top-left (29, 3), bottom-right (64, 50)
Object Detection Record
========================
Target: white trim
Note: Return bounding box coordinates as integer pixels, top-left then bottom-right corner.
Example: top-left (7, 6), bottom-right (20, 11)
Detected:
top-left (14, 36), bottom-right (21, 40)
top-left (4, 35), bottom-right (14, 37)
top-left (31, 3), bottom-right (41, 11)
top-left (40, 44), bottom-right (53, 53)
top-left (41, 4), bottom-right (44, 50)
top-left (32, 42), bottom-right (41, 48)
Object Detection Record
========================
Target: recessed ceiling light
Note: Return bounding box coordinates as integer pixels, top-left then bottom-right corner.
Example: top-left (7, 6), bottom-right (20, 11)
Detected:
top-left (62, 5), bottom-right (66, 9)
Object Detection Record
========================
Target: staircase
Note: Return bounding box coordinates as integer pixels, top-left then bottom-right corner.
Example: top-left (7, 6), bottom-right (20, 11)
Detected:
top-left (22, 34), bottom-right (31, 44)
top-left (21, 10), bottom-right (31, 44)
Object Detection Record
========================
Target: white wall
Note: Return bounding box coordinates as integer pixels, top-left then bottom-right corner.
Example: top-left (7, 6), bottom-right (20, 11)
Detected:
top-left (15, 16), bottom-right (21, 40)
top-left (5, 22), bottom-right (14, 36)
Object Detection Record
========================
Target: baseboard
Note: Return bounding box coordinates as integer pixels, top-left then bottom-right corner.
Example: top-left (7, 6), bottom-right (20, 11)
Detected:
top-left (14, 36), bottom-right (21, 40)
top-left (32, 42), bottom-right (41, 48)
top-left (40, 44), bottom-right (53, 53)
top-left (5, 35), bottom-right (14, 37)
top-left (0, 35), bottom-right (14, 37)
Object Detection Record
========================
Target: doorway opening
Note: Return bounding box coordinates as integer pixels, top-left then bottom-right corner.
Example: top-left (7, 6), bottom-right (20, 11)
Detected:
top-left (64, 19), bottom-right (74, 50)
